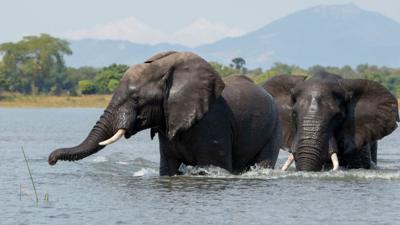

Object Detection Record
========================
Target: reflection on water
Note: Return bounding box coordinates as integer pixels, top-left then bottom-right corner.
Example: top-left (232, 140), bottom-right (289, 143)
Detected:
top-left (1, 108), bottom-right (400, 225)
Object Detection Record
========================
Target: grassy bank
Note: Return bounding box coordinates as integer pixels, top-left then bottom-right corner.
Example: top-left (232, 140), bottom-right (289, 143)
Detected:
top-left (1, 94), bottom-right (400, 108)
top-left (0, 94), bottom-right (112, 108)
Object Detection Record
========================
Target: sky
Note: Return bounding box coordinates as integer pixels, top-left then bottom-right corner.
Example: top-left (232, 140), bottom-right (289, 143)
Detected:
top-left (1, 0), bottom-right (400, 47)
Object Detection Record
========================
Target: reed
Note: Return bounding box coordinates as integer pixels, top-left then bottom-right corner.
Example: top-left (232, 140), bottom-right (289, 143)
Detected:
top-left (21, 147), bottom-right (39, 204)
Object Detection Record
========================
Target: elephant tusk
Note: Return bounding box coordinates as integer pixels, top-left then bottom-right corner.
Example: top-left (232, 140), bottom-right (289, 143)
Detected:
top-left (282, 153), bottom-right (294, 171)
top-left (99, 129), bottom-right (126, 146)
top-left (331, 153), bottom-right (339, 171)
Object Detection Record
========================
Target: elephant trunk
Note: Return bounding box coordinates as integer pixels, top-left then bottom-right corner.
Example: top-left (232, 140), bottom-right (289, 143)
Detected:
top-left (294, 117), bottom-right (327, 171)
top-left (48, 107), bottom-right (136, 165)
top-left (295, 141), bottom-right (323, 171)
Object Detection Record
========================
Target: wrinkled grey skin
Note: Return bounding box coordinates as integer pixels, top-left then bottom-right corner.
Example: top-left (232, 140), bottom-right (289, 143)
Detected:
top-left (49, 51), bottom-right (281, 175)
top-left (263, 72), bottom-right (399, 171)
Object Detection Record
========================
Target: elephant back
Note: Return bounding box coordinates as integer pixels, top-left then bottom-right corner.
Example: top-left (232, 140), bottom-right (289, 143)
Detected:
top-left (222, 75), bottom-right (280, 155)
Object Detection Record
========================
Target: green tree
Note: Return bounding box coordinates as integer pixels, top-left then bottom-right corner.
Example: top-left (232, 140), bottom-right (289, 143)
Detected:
top-left (395, 84), bottom-right (400, 97)
top-left (94, 64), bottom-right (129, 94)
top-left (230, 57), bottom-right (246, 70)
top-left (253, 63), bottom-right (307, 84)
top-left (270, 62), bottom-right (294, 75)
top-left (0, 41), bottom-right (30, 93)
top-left (253, 70), bottom-right (276, 85)
top-left (209, 61), bottom-right (238, 77)
top-left (79, 80), bottom-right (97, 95)
top-left (0, 34), bottom-right (72, 95)
top-left (107, 79), bottom-right (120, 92)
top-left (308, 65), bottom-right (326, 75)
top-left (22, 34), bottom-right (72, 94)
top-left (0, 61), bottom-right (6, 94)
top-left (66, 66), bottom-right (98, 82)
top-left (64, 66), bottom-right (98, 95)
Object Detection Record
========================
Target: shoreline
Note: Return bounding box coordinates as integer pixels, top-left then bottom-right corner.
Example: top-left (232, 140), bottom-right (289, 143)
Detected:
top-left (0, 95), bottom-right (112, 108)
top-left (1, 94), bottom-right (400, 109)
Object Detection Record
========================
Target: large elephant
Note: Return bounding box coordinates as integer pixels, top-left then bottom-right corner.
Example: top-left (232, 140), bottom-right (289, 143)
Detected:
top-left (263, 72), bottom-right (399, 171)
top-left (48, 51), bottom-right (281, 175)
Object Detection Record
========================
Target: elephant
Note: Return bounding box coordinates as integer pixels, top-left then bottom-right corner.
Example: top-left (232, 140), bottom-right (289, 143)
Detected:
top-left (48, 51), bottom-right (281, 175)
top-left (263, 72), bottom-right (399, 171)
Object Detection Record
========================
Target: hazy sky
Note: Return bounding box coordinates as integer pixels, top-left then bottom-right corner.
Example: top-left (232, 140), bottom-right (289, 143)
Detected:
top-left (1, 0), bottom-right (400, 46)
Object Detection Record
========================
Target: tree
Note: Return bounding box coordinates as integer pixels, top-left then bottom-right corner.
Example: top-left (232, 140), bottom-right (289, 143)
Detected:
top-left (107, 79), bottom-right (120, 92)
top-left (0, 34), bottom-right (72, 95)
top-left (64, 66), bottom-right (98, 94)
top-left (0, 41), bottom-right (29, 93)
top-left (253, 70), bottom-right (276, 85)
top-left (79, 80), bottom-right (97, 95)
top-left (308, 65), bottom-right (326, 75)
top-left (22, 34), bottom-right (72, 94)
top-left (209, 61), bottom-right (238, 77)
top-left (66, 66), bottom-right (98, 82)
top-left (94, 64), bottom-right (129, 94)
top-left (230, 57), bottom-right (246, 70)
top-left (0, 61), bottom-right (5, 94)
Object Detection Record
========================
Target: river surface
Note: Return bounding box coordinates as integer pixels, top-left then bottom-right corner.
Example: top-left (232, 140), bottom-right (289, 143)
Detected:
top-left (1, 108), bottom-right (399, 225)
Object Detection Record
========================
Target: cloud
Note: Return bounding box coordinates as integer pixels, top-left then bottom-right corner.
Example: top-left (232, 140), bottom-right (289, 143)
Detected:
top-left (62, 17), bottom-right (245, 47)
top-left (172, 18), bottom-right (245, 46)
top-left (63, 17), bottom-right (165, 45)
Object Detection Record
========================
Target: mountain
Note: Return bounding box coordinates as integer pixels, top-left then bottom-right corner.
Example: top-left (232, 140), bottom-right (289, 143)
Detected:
top-left (65, 4), bottom-right (400, 68)
top-left (66, 39), bottom-right (189, 67)
top-left (196, 3), bottom-right (400, 68)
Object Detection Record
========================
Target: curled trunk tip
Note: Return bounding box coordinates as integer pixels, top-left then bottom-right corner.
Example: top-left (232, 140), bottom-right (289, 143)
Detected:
top-left (48, 150), bottom-right (60, 165)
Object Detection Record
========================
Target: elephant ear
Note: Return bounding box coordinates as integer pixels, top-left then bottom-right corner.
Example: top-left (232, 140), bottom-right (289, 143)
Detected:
top-left (262, 75), bottom-right (306, 150)
top-left (339, 79), bottom-right (399, 150)
top-left (164, 53), bottom-right (225, 140)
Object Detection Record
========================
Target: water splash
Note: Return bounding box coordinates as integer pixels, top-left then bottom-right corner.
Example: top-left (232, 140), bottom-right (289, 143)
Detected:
top-left (92, 155), bottom-right (108, 163)
top-left (179, 164), bottom-right (231, 176)
top-left (175, 163), bottom-right (400, 181)
top-left (133, 168), bottom-right (158, 177)
top-left (90, 155), bottom-right (400, 181)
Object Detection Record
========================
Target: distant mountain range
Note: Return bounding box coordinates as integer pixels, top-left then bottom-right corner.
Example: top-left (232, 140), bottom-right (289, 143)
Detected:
top-left (65, 4), bottom-right (400, 69)
top-left (67, 39), bottom-right (189, 68)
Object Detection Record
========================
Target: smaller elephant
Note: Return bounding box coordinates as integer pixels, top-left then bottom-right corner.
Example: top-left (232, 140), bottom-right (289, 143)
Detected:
top-left (48, 51), bottom-right (281, 175)
top-left (263, 72), bottom-right (399, 171)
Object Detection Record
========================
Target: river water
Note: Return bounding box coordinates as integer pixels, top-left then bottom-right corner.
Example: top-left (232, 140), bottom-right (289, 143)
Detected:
top-left (1, 108), bottom-right (399, 225)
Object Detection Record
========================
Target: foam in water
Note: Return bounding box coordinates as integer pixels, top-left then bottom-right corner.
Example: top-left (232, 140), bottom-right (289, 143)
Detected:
top-left (92, 155), bottom-right (108, 163)
top-left (92, 155), bottom-right (400, 181)
top-left (175, 163), bottom-right (400, 180)
top-left (179, 164), bottom-right (231, 176)
top-left (133, 168), bottom-right (158, 177)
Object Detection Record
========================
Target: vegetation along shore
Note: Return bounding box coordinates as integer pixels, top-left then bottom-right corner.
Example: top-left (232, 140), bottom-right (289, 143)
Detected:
top-left (1, 34), bottom-right (400, 108)
top-left (0, 94), bottom-right (111, 108)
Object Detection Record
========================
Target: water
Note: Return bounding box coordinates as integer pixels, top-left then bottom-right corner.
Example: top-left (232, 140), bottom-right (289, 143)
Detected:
top-left (1, 108), bottom-right (400, 225)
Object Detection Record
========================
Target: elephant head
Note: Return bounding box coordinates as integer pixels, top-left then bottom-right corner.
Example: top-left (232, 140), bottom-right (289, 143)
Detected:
top-left (263, 72), bottom-right (399, 171)
top-left (48, 51), bottom-right (224, 165)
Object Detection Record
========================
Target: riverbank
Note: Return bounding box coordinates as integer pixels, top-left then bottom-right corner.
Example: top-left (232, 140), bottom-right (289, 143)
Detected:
top-left (0, 94), bottom-right (112, 108)
top-left (1, 94), bottom-right (400, 108)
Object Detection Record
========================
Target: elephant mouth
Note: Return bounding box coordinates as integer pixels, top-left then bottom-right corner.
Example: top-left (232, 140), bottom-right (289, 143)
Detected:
top-left (99, 111), bottom-right (139, 145)
top-left (111, 112), bottom-right (151, 141)
top-left (99, 127), bottom-right (137, 146)
top-left (99, 107), bottom-right (159, 145)
top-left (124, 114), bottom-right (148, 139)
top-left (124, 129), bottom-right (137, 139)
